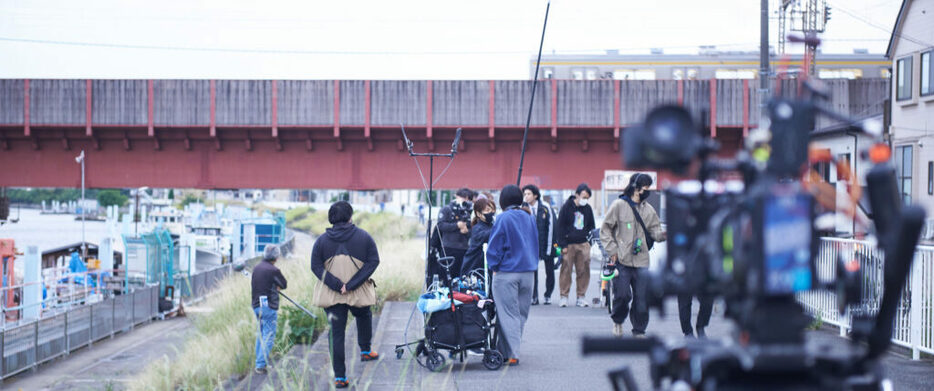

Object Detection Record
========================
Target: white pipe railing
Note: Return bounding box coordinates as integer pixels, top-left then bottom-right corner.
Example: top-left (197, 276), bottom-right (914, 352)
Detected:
top-left (797, 237), bottom-right (934, 360)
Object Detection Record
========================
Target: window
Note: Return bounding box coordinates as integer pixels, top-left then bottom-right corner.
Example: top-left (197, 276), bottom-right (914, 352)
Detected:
top-left (881, 68), bottom-right (892, 78)
top-left (686, 68), bottom-right (699, 80)
top-left (897, 56), bottom-right (913, 101)
top-left (672, 69), bottom-right (684, 80)
top-left (818, 68), bottom-right (863, 79)
top-left (922, 50), bottom-right (933, 96)
top-left (715, 69), bottom-right (756, 79)
top-left (613, 69), bottom-right (656, 80)
top-left (585, 69), bottom-right (598, 80)
top-left (895, 145), bottom-right (913, 203)
top-left (928, 161), bottom-right (933, 195)
top-left (571, 69), bottom-right (584, 80)
top-left (542, 67), bottom-right (554, 79)
top-left (835, 153), bottom-right (852, 183)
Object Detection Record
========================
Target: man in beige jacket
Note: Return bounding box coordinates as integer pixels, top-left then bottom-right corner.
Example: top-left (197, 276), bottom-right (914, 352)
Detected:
top-left (600, 173), bottom-right (666, 337)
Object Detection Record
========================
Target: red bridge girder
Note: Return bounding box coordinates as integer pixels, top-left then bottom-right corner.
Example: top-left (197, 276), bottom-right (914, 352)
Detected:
top-left (0, 125), bottom-right (744, 189)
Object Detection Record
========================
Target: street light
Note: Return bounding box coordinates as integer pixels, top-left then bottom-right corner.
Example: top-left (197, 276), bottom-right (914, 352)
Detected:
top-left (75, 150), bottom-right (86, 259)
top-left (135, 186), bottom-right (149, 236)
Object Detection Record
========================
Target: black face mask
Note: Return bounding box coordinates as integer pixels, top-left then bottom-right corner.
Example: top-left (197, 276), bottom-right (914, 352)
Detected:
top-left (483, 212), bottom-right (495, 223)
top-left (640, 190), bottom-right (652, 200)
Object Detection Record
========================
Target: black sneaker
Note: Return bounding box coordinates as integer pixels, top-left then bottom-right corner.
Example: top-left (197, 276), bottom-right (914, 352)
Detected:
top-left (531, 297), bottom-right (540, 305)
top-left (543, 297), bottom-right (552, 305)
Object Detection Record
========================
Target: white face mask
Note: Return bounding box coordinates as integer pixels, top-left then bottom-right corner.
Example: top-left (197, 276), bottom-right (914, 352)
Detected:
top-left (578, 198), bottom-right (589, 206)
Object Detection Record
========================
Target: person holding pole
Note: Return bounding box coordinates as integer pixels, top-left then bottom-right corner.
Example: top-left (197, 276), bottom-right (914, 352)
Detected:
top-left (251, 244), bottom-right (287, 374)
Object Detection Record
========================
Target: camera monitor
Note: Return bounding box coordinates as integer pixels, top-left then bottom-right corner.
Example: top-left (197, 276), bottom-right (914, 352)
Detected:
top-left (762, 191), bottom-right (814, 295)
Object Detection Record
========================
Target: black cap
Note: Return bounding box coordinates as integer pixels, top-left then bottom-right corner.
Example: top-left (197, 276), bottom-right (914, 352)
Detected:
top-left (328, 201), bottom-right (353, 224)
top-left (499, 185), bottom-right (523, 210)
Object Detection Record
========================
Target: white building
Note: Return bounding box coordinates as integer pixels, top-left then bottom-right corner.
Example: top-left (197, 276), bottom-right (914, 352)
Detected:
top-left (887, 0), bottom-right (934, 237)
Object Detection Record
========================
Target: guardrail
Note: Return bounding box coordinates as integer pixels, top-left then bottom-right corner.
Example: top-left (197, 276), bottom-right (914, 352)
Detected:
top-left (1, 285), bottom-right (159, 380)
top-left (797, 237), bottom-right (934, 360)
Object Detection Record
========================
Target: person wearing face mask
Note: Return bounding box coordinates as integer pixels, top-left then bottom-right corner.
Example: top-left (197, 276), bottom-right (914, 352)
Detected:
top-left (556, 183), bottom-right (596, 308)
top-left (460, 197), bottom-right (497, 276)
top-left (435, 188), bottom-right (474, 280)
top-left (522, 184), bottom-right (557, 305)
top-left (600, 173), bottom-right (666, 338)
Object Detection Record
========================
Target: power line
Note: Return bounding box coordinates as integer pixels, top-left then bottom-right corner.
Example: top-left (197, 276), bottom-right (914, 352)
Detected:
top-left (825, 0), bottom-right (934, 49)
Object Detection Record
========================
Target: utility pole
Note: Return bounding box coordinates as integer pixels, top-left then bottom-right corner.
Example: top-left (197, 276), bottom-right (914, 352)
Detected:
top-left (75, 150), bottom-right (87, 259)
top-left (760, 0), bottom-right (771, 123)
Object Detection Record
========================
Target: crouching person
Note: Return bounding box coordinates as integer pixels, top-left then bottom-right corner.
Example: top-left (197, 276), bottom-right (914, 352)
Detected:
top-left (252, 244), bottom-right (287, 375)
top-left (311, 201), bottom-right (380, 389)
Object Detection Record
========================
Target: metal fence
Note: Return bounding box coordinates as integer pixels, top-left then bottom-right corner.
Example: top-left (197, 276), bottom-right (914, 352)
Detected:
top-left (0, 252), bottom-right (237, 381)
top-left (797, 238), bottom-right (934, 360)
top-left (174, 264), bottom-right (232, 301)
top-left (1, 285), bottom-right (159, 380)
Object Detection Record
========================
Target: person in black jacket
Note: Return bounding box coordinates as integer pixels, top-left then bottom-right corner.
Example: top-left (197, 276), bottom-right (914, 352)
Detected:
top-left (433, 188), bottom-right (473, 280)
top-left (523, 184), bottom-right (558, 305)
top-left (460, 196), bottom-right (497, 276)
top-left (310, 201), bottom-right (380, 389)
top-left (251, 244), bottom-right (287, 374)
top-left (556, 183), bottom-right (596, 308)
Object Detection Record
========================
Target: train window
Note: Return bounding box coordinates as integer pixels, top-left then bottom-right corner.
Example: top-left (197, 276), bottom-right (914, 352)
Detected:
top-left (614, 69), bottom-right (656, 80)
top-left (686, 69), bottom-right (699, 80)
top-left (715, 69), bottom-right (756, 79)
top-left (921, 50), bottom-right (933, 96)
top-left (672, 69), bottom-right (684, 80)
top-left (818, 69), bottom-right (863, 79)
top-left (572, 69), bottom-right (584, 80)
top-left (586, 69), bottom-right (598, 80)
top-left (543, 67), bottom-right (554, 79)
top-left (881, 68), bottom-right (892, 78)
top-left (896, 56), bottom-right (912, 101)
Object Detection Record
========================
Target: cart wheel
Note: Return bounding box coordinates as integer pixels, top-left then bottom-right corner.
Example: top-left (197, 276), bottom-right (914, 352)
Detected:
top-left (395, 347), bottom-right (405, 359)
top-left (483, 349), bottom-right (504, 370)
top-left (426, 351), bottom-right (446, 372)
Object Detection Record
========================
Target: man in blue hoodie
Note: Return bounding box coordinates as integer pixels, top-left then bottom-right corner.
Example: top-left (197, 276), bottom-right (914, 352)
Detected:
top-left (486, 185), bottom-right (538, 365)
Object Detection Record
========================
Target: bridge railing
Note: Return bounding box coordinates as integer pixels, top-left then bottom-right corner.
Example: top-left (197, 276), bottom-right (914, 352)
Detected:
top-left (797, 237), bottom-right (934, 360)
top-left (0, 78), bottom-right (888, 133)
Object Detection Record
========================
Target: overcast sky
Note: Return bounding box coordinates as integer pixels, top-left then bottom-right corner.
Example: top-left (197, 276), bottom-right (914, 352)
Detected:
top-left (0, 0), bottom-right (903, 79)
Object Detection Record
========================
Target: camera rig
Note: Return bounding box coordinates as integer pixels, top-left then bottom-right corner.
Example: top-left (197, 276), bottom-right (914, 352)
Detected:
top-left (582, 43), bottom-right (925, 390)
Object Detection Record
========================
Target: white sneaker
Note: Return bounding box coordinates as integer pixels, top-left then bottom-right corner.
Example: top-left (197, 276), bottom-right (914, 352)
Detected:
top-left (559, 297), bottom-right (568, 307)
top-left (576, 298), bottom-right (590, 307)
top-left (613, 323), bottom-right (624, 338)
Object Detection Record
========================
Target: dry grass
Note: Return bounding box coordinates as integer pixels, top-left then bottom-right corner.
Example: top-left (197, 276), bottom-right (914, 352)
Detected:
top-left (130, 230), bottom-right (423, 391)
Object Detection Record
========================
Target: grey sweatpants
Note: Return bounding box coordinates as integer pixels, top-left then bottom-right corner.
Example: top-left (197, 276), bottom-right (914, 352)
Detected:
top-left (492, 271), bottom-right (534, 359)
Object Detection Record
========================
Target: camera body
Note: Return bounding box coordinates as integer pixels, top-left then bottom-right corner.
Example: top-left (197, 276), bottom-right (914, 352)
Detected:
top-left (450, 200), bottom-right (473, 223)
top-left (583, 99), bottom-right (925, 390)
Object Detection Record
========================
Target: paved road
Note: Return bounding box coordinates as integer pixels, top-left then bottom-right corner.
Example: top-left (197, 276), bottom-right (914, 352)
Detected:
top-left (2, 317), bottom-right (191, 391)
top-left (356, 260), bottom-right (934, 390)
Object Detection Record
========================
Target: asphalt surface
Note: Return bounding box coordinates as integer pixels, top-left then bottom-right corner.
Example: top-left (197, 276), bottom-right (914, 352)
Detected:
top-left (357, 260), bottom-right (934, 391)
top-left (2, 317), bottom-right (192, 391)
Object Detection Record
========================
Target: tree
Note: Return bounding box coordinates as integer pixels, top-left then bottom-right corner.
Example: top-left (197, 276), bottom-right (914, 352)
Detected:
top-left (168, 189), bottom-right (175, 200)
top-left (97, 189), bottom-right (128, 208)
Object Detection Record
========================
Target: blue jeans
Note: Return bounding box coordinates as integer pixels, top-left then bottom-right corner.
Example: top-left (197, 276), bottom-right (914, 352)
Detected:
top-left (254, 306), bottom-right (278, 369)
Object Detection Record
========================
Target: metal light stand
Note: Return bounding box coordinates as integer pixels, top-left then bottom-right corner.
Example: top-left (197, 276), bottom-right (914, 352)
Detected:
top-left (400, 125), bottom-right (462, 290)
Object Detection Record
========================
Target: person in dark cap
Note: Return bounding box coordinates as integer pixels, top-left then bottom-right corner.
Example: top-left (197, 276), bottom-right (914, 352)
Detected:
top-left (311, 201), bottom-right (380, 389)
top-left (487, 184), bottom-right (538, 365)
top-left (433, 187), bottom-right (474, 281)
top-left (251, 244), bottom-right (287, 375)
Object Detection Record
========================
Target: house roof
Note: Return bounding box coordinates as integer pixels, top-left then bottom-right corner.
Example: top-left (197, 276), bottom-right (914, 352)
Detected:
top-left (886, 0), bottom-right (911, 59)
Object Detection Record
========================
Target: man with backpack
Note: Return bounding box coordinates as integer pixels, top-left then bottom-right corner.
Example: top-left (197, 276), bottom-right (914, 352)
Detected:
top-left (311, 201), bottom-right (380, 389)
top-left (600, 173), bottom-right (666, 338)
